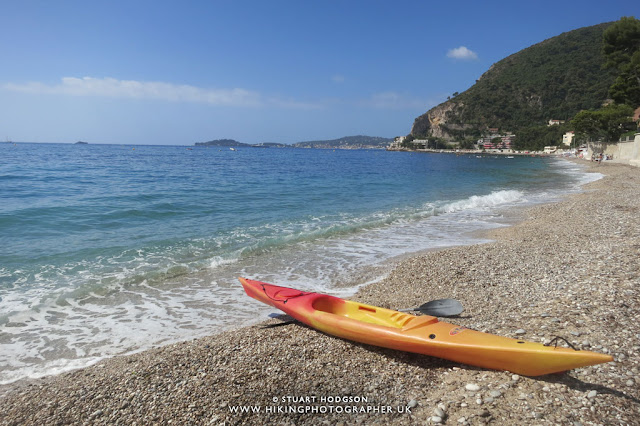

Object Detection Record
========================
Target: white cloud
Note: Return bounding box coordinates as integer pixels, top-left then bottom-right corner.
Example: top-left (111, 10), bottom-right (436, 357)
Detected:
top-left (446, 46), bottom-right (478, 60)
top-left (331, 74), bottom-right (345, 83)
top-left (360, 91), bottom-right (432, 110)
top-left (265, 95), bottom-right (321, 110)
top-left (3, 77), bottom-right (265, 107)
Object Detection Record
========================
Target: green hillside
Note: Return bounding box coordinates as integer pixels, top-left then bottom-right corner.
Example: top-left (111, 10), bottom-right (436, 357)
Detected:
top-left (411, 22), bottom-right (617, 140)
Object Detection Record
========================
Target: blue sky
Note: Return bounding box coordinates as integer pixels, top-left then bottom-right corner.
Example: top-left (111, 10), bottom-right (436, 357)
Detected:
top-left (0, 1), bottom-right (637, 145)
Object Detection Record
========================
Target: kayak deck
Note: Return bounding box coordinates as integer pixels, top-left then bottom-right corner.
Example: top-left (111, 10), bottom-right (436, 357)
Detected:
top-left (239, 277), bottom-right (613, 376)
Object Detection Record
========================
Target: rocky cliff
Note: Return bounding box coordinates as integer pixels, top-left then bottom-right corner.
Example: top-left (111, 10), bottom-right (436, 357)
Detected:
top-left (411, 102), bottom-right (473, 139)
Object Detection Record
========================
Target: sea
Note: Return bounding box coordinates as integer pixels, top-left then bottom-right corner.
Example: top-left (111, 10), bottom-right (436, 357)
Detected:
top-left (0, 143), bottom-right (601, 384)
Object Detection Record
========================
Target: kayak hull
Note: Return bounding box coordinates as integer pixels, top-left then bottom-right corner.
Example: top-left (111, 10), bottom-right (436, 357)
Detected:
top-left (239, 278), bottom-right (613, 376)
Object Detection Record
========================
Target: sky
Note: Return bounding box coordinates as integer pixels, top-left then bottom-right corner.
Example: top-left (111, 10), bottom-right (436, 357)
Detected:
top-left (0, 0), bottom-right (637, 145)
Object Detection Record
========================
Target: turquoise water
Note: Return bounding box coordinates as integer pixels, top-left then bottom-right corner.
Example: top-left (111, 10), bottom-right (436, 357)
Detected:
top-left (0, 143), bottom-right (598, 383)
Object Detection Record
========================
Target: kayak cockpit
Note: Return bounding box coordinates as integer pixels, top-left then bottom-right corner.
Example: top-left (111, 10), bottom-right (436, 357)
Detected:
top-left (312, 296), bottom-right (438, 330)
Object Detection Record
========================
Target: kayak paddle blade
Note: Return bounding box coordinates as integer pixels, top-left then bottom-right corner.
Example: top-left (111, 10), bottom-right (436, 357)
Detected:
top-left (415, 298), bottom-right (463, 317)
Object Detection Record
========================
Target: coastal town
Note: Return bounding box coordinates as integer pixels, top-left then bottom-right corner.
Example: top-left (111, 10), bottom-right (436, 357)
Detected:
top-left (387, 109), bottom-right (640, 168)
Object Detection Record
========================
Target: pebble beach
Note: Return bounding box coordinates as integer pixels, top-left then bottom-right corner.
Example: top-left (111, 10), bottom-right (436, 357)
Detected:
top-left (1, 160), bottom-right (639, 425)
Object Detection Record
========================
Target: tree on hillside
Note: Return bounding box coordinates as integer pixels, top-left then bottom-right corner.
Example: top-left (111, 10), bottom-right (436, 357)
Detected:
top-left (603, 17), bottom-right (640, 69)
top-left (608, 52), bottom-right (640, 106)
top-left (603, 17), bottom-right (640, 107)
top-left (571, 103), bottom-right (634, 142)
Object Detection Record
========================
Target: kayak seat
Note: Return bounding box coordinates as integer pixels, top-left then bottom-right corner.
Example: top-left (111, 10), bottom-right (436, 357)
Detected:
top-left (312, 295), bottom-right (343, 314)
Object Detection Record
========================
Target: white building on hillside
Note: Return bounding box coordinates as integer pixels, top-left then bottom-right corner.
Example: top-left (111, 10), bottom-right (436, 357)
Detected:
top-left (562, 131), bottom-right (575, 147)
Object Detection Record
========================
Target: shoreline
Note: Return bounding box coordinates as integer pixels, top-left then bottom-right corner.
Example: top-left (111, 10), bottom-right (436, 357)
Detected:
top-left (386, 147), bottom-right (553, 157)
top-left (2, 161), bottom-right (639, 424)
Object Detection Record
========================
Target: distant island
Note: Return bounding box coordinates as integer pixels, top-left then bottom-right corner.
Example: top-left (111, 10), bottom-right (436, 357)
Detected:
top-left (195, 139), bottom-right (248, 147)
top-left (75, 141), bottom-right (88, 145)
top-left (251, 142), bottom-right (289, 148)
top-left (195, 135), bottom-right (392, 150)
top-left (291, 135), bottom-right (392, 149)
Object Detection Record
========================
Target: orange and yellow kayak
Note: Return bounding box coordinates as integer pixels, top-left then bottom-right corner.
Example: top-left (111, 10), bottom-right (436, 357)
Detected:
top-left (239, 278), bottom-right (613, 376)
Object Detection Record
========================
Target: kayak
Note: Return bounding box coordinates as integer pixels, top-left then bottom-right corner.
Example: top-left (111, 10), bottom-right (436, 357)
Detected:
top-left (239, 278), bottom-right (613, 376)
